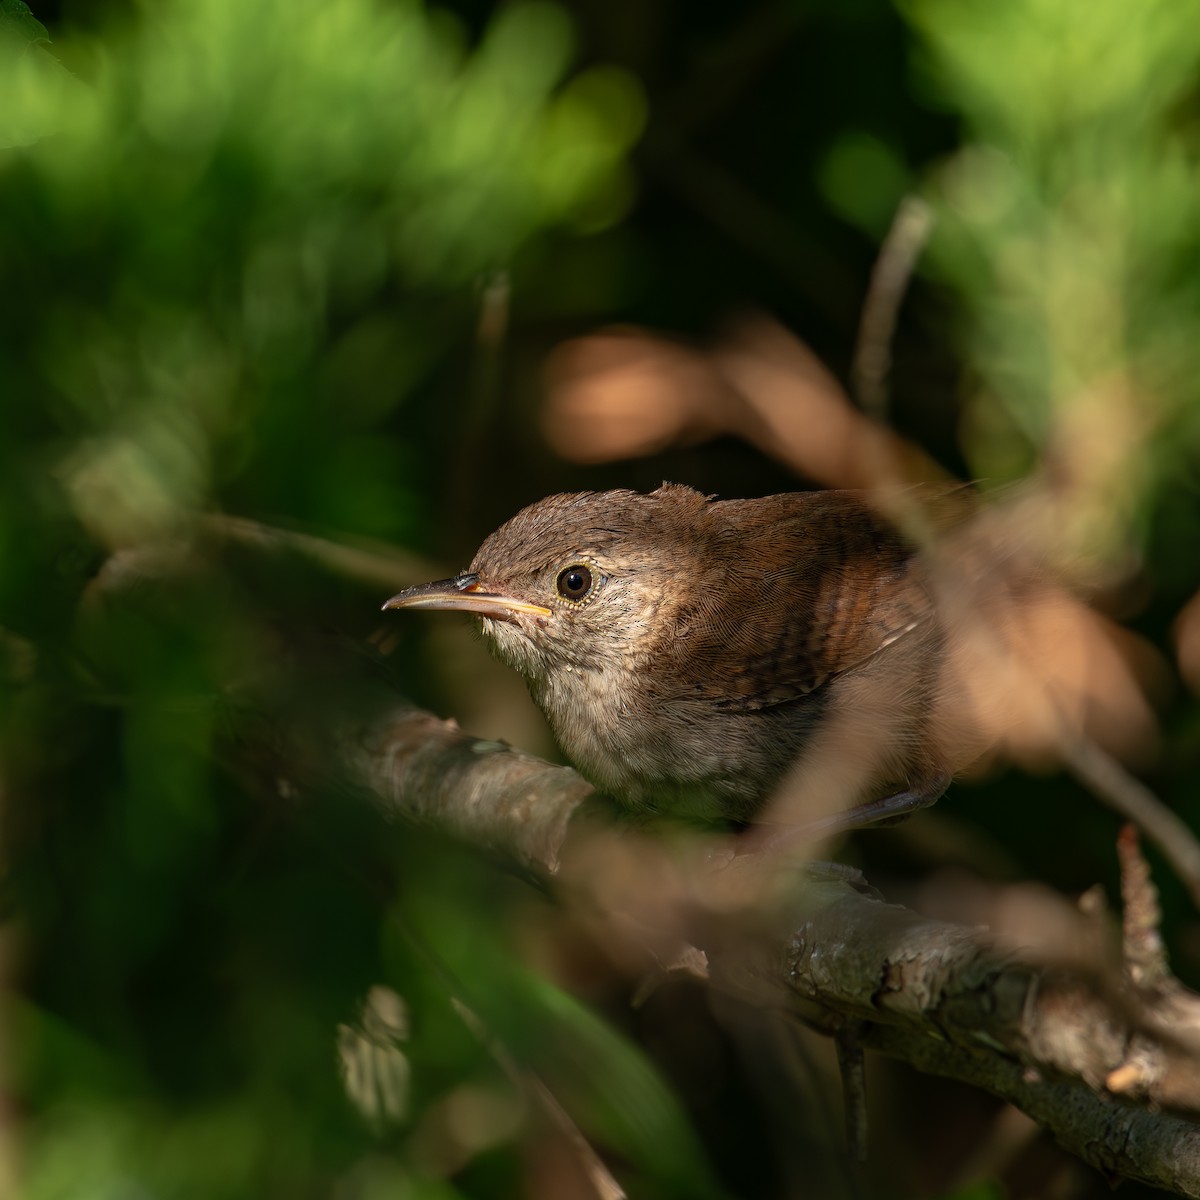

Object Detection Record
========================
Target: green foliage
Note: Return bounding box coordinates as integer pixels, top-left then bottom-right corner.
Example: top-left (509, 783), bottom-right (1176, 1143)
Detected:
top-left (0, 0), bottom-right (48, 46)
top-left (0, 0), bottom-right (641, 557)
top-left (393, 894), bottom-right (726, 1199)
top-left (0, 0), bottom-right (660, 1195)
top-left (818, 132), bottom-right (913, 234)
top-left (936, 1184), bottom-right (1004, 1200)
top-left (908, 0), bottom-right (1200, 563)
top-left (0, 1), bottom-right (72, 147)
top-left (4, 0), bottom-right (1200, 1195)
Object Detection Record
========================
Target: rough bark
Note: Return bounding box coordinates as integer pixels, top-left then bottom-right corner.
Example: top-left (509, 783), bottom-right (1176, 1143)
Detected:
top-left (344, 702), bottom-right (1200, 1196)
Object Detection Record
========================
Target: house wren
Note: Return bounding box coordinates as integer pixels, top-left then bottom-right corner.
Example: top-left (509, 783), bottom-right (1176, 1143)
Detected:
top-left (383, 484), bottom-right (953, 833)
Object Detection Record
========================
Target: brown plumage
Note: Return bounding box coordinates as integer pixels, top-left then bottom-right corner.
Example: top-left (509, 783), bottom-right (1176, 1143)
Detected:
top-left (384, 484), bottom-right (955, 830)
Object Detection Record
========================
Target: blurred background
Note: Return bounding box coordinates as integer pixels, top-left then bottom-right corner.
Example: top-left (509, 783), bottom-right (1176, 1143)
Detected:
top-left (3, 0), bottom-right (1200, 1196)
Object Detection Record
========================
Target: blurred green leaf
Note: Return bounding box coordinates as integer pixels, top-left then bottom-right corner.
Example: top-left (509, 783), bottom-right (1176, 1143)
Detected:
top-left (818, 131), bottom-right (911, 234)
top-left (392, 883), bottom-right (726, 1199)
top-left (520, 975), bottom-right (728, 1199)
top-left (0, 0), bottom-right (49, 46)
top-left (936, 1184), bottom-right (1004, 1200)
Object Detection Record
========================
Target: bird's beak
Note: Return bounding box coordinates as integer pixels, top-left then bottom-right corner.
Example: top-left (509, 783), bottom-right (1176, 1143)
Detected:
top-left (381, 572), bottom-right (552, 621)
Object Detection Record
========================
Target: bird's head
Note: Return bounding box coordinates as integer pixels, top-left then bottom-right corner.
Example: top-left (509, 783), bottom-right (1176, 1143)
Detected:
top-left (382, 485), bottom-right (713, 686)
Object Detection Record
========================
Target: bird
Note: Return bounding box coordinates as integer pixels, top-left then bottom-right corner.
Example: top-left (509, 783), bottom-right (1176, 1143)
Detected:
top-left (383, 483), bottom-right (957, 834)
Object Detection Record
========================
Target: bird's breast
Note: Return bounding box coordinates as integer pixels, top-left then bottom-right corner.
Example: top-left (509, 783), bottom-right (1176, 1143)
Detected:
top-left (531, 661), bottom-right (822, 819)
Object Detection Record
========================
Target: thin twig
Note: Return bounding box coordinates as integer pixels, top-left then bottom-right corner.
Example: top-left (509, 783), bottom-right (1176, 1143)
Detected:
top-left (200, 513), bottom-right (440, 590)
top-left (834, 1020), bottom-right (870, 1164)
top-left (451, 998), bottom-right (627, 1200)
top-left (1116, 824), bottom-right (1171, 987)
top-left (1066, 736), bottom-right (1200, 913)
top-left (851, 195), bottom-right (934, 426)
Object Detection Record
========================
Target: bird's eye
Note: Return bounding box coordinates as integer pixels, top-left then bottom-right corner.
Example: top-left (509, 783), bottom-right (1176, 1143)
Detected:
top-left (556, 564), bottom-right (594, 602)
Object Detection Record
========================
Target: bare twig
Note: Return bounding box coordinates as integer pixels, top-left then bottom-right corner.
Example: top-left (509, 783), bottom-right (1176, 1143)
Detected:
top-left (1067, 737), bottom-right (1200, 912)
top-left (451, 999), bottom-right (627, 1200)
top-left (834, 1020), bottom-right (870, 1164)
top-left (198, 513), bottom-right (440, 591)
top-left (851, 195), bottom-right (934, 426)
top-left (1116, 824), bottom-right (1171, 987)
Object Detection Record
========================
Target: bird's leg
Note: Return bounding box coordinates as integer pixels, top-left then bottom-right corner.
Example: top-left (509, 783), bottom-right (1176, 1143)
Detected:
top-left (758, 765), bottom-right (951, 850)
top-left (818, 765), bottom-right (951, 834)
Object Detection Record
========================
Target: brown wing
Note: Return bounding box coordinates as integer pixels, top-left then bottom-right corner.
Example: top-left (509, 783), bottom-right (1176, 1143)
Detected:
top-left (669, 491), bottom-right (935, 710)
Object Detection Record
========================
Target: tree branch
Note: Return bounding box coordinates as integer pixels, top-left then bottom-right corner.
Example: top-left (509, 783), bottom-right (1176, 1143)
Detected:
top-left (341, 701), bottom-right (1200, 1196)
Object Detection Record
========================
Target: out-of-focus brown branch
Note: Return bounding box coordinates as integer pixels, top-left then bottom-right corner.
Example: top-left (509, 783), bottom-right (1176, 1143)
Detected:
top-left (1175, 588), bottom-right (1200, 695)
top-left (341, 701), bottom-right (1200, 1195)
top-left (541, 315), bottom-right (948, 487)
